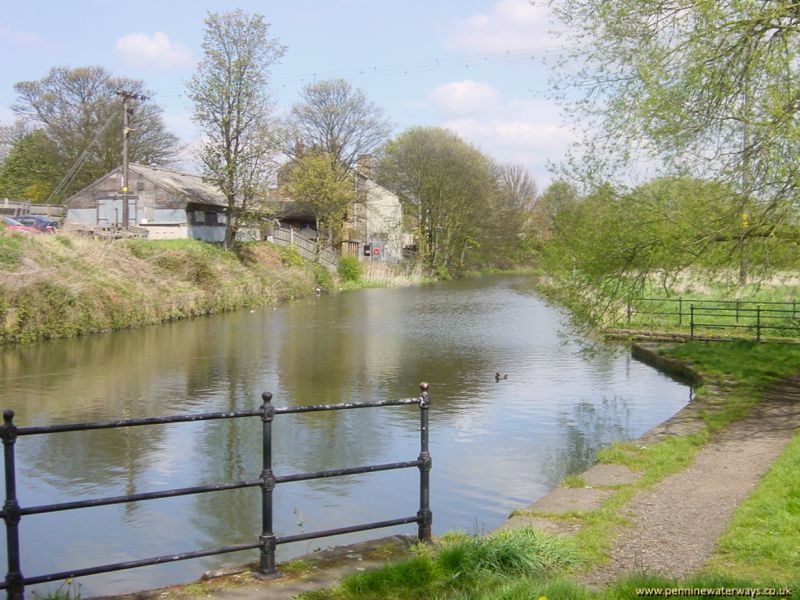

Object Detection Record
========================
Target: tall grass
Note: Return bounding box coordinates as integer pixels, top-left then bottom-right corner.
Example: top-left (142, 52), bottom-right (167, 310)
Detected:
top-left (301, 527), bottom-right (580, 600)
top-left (0, 235), bottom-right (319, 344)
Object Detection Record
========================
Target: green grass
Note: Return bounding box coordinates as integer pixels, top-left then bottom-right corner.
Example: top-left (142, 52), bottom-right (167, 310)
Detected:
top-left (560, 474), bottom-right (588, 488)
top-left (0, 233), bottom-right (25, 270)
top-left (299, 527), bottom-right (581, 600)
top-left (661, 341), bottom-right (800, 387)
top-left (31, 579), bottom-right (81, 599)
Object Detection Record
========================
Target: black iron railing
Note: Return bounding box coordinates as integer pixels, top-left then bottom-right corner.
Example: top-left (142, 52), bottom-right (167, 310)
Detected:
top-left (0, 384), bottom-right (432, 599)
top-left (626, 297), bottom-right (799, 341)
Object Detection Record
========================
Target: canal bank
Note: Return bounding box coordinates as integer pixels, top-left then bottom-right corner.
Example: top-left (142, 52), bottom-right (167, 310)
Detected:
top-left (0, 236), bottom-right (329, 345)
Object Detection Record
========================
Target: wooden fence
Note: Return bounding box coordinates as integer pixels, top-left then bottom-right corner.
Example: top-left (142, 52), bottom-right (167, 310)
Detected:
top-left (272, 227), bottom-right (338, 271)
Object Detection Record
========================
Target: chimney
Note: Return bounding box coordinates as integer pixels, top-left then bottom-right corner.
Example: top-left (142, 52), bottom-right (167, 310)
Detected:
top-left (357, 155), bottom-right (373, 177)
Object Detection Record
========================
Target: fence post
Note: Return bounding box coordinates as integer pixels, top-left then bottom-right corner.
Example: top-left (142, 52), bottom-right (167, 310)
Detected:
top-left (756, 305), bottom-right (761, 342)
top-left (678, 297), bottom-right (683, 327)
top-left (258, 393), bottom-right (278, 577)
top-left (736, 300), bottom-right (740, 324)
top-left (690, 304), bottom-right (695, 339)
top-left (1, 410), bottom-right (24, 600)
top-left (416, 383), bottom-right (432, 543)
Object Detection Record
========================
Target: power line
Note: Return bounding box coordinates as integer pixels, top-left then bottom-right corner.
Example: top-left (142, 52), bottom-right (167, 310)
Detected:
top-left (148, 46), bottom-right (560, 99)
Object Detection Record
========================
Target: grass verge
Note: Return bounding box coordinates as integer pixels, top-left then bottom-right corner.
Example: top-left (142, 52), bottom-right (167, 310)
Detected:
top-left (0, 235), bottom-right (321, 345)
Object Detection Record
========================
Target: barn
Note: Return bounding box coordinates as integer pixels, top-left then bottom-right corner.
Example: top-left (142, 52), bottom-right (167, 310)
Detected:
top-left (63, 164), bottom-right (228, 242)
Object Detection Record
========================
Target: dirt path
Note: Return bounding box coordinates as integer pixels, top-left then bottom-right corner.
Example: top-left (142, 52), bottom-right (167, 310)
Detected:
top-left (578, 375), bottom-right (800, 586)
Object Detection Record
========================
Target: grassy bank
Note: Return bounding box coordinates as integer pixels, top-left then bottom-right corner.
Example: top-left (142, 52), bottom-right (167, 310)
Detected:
top-left (0, 231), bottom-right (326, 345)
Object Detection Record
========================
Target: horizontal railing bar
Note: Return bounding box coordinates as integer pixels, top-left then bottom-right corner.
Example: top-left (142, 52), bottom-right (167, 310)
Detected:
top-left (16, 399), bottom-right (421, 436)
top-left (642, 298), bottom-right (796, 306)
top-left (276, 398), bottom-right (418, 414)
top-left (277, 460), bottom-right (421, 484)
top-left (17, 409), bottom-right (263, 436)
top-left (693, 323), bottom-right (753, 330)
top-left (17, 480), bottom-right (262, 516)
top-left (0, 542), bottom-right (261, 588)
top-left (276, 516), bottom-right (418, 545)
top-left (691, 307), bottom-right (795, 315)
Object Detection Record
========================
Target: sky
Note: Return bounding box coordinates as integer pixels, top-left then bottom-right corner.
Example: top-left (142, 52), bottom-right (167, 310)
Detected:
top-left (0, 0), bottom-right (575, 188)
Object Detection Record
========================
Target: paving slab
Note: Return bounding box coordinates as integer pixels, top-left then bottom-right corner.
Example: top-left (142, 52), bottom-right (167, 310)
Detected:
top-left (582, 463), bottom-right (641, 486)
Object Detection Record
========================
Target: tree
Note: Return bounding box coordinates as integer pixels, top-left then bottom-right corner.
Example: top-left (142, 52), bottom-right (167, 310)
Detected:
top-left (378, 127), bottom-right (494, 274)
top-left (540, 177), bottom-right (748, 324)
top-left (284, 79), bottom-right (392, 170)
top-left (0, 130), bottom-right (62, 201)
top-left (187, 10), bottom-right (286, 249)
top-left (13, 66), bottom-right (178, 199)
top-left (284, 151), bottom-right (354, 248)
top-left (546, 0), bottom-right (800, 284)
top-left (478, 163), bottom-right (539, 267)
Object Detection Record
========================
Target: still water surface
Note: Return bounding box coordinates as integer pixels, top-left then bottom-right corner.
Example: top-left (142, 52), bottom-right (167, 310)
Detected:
top-left (0, 276), bottom-right (690, 596)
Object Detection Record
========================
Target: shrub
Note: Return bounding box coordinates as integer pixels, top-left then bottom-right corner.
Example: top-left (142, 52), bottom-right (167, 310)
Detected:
top-left (314, 263), bottom-right (334, 292)
top-left (338, 255), bottom-right (362, 282)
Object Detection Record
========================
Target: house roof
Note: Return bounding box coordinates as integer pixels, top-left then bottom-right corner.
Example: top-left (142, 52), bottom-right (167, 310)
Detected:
top-left (129, 164), bottom-right (228, 208)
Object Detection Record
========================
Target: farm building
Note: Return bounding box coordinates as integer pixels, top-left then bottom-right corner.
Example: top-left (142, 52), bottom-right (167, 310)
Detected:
top-left (63, 164), bottom-right (228, 242)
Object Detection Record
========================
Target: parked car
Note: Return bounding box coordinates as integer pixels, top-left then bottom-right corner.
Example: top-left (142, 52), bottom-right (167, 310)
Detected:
top-left (14, 214), bottom-right (59, 233)
top-left (2, 216), bottom-right (40, 234)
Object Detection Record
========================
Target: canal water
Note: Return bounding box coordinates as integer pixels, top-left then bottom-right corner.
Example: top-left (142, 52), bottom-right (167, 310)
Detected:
top-left (0, 275), bottom-right (690, 596)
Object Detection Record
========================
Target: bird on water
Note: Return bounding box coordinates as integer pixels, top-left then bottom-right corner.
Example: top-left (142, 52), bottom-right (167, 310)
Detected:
top-left (495, 372), bottom-right (508, 382)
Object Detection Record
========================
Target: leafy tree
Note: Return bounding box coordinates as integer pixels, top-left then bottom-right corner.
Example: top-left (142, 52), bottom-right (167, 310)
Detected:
top-left (547, 0), bottom-right (800, 280)
top-left (378, 127), bottom-right (494, 274)
top-left (0, 130), bottom-right (62, 201)
top-left (188, 10), bottom-right (286, 249)
top-left (540, 177), bottom-right (748, 324)
top-left (478, 163), bottom-right (539, 268)
top-left (12, 66), bottom-right (178, 199)
top-left (283, 78), bottom-right (392, 170)
top-left (284, 151), bottom-right (354, 248)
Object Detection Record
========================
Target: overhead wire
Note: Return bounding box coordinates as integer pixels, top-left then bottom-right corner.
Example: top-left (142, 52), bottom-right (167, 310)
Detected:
top-left (148, 46), bottom-right (561, 100)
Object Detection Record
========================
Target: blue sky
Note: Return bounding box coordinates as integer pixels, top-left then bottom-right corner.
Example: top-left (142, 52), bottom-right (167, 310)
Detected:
top-left (0, 0), bottom-right (573, 187)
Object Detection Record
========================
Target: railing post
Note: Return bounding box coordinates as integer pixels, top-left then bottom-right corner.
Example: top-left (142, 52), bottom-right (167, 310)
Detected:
top-left (416, 383), bottom-right (432, 543)
top-left (690, 304), bottom-right (695, 339)
top-left (756, 305), bottom-right (762, 342)
top-left (258, 392), bottom-right (278, 578)
top-left (1, 410), bottom-right (24, 600)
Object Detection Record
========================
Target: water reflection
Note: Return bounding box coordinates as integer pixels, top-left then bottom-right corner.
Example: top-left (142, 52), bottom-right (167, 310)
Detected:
top-left (0, 275), bottom-right (690, 596)
top-left (543, 396), bottom-right (632, 487)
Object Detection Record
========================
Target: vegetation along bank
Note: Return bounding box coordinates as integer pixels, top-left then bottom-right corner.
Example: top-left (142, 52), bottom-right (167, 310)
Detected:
top-left (0, 233), bottom-right (340, 345)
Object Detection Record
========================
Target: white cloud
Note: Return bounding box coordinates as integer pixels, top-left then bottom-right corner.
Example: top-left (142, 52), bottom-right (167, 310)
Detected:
top-left (424, 81), bottom-right (575, 185)
top-left (427, 80), bottom-right (500, 116)
top-left (445, 0), bottom-right (559, 53)
top-left (115, 32), bottom-right (192, 70)
top-left (0, 23), bottom-right (45, 46)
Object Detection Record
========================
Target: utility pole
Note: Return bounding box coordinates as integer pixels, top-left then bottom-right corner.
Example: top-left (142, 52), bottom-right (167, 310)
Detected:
top-left (116, 90), bottom-right (146, 228)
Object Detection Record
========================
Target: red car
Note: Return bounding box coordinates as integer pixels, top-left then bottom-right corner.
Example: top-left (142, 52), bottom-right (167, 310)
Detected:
top-left (14, 214), bottom-right (59, 233)
top-left (2, 216), bottom-right (41, 234)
